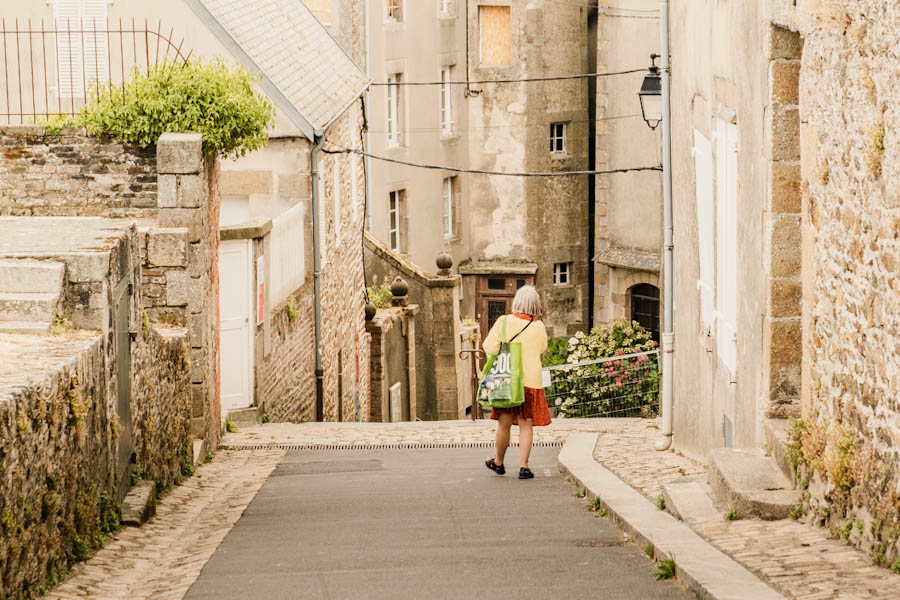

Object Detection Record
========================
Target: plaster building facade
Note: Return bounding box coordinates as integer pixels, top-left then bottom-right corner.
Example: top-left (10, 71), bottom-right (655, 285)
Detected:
top-left (592, 1), bottom-right (662, 341)
top-left (670, 0), bottom-right (900, 565)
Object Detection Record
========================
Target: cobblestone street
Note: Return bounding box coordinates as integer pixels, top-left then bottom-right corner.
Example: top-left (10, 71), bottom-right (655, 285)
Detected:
top-left (592, 422), bottom-right (899, 600)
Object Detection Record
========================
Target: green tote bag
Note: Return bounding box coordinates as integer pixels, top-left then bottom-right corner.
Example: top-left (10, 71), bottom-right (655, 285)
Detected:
top-left (477, 316), bottom-right (531, 409)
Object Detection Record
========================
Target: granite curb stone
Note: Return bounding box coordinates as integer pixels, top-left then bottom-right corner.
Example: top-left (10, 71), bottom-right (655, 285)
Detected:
top-left (559, 433), bottom-right (787, 600)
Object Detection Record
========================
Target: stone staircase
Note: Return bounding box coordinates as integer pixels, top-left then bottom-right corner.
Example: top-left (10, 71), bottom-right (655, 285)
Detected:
top-left (665, 419), bottom-right (800, 522)
top-left (226, 407), bottom-right (260, 429)
top-left (0, 259), bottom-right (65, 335)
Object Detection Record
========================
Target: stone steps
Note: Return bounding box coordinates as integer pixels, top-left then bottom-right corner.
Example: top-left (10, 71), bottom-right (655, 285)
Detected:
top-left (227, 407), bottom-right (259, 428)
top-left (764, 418), bottom-right (796, 486)
top-left (664, 478), bottom-right (722, 524)
top-left (708, 447), bottom-right (800, 520)
top-left (0, 291), bottom-right (60, 323)
top-left (0, 259), bottom-right (64, 293)
top-left (0, 259), bottom-right (65, 335)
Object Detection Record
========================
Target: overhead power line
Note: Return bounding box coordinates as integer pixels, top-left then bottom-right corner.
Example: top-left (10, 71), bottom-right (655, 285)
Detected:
top-left (322, 141), bottom-right (661, 178)
top-left (370, 68), bottom-right (647, 87)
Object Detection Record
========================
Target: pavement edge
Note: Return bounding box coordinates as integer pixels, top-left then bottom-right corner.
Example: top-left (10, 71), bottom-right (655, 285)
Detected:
top-left (557, 433), bottom-right (787, 600)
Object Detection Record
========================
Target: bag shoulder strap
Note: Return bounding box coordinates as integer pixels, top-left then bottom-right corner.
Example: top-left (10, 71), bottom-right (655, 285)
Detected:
top-left (508, 317), bottom-right (533, 343)
top-left (501, 315), bottom-right (508, 343)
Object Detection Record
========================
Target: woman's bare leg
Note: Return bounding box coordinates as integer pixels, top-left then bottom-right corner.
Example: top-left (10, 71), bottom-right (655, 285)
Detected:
top-left (518, 418), bottom-right (534, 468)
top-left (494, 413), bottom-right (514, 465)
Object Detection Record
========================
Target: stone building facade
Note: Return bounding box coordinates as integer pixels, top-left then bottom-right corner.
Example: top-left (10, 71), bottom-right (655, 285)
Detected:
top-left (670, 0), bottom-right (900, 566)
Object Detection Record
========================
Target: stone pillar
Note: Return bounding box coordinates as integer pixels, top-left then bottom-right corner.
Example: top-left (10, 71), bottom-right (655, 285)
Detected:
top-left (155, 133), bottom-right (219, 448)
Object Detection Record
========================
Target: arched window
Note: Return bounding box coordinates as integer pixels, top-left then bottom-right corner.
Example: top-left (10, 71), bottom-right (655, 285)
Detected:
top-left (630, 284), bottom-right (660, 343)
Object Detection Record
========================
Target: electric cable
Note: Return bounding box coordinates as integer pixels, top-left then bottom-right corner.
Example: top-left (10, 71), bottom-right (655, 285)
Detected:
top-left (371, 68), bottom-right (647, 87)
top-left (322, 139), bottom-right (661, 177)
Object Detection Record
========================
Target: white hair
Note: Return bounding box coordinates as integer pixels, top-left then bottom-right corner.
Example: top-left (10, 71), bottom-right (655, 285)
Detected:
top-left (511, 285), bottom-right (542, 320)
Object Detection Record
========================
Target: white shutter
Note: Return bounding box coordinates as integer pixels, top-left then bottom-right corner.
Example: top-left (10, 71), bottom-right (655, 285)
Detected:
top-left (693, 129), bottom-right (715, 328)
top-left (54, 0), bottom-right (108, 100)
top-left (715, 119), bottom-right (738, 375)
top-left (81, 0), bottom-right (110, 93)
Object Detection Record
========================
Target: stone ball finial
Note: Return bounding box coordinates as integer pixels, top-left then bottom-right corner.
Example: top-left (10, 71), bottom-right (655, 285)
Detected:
top-left (390, 276), bottom-right (409, 306)
top-left (364, 301), bottom-right (377, 320)
top-left (436, 251), bottom-right (453, 276)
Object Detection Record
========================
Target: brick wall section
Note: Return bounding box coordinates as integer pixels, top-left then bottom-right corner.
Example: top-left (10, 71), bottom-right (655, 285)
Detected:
top-left (0, 325), bottom-right (191, 598)
top-left (0, 126), bottom-right (157, 216)
top-left (255, 284), bottom-right (316, 423)
top-left (795, 0), bottom-right (900, 565)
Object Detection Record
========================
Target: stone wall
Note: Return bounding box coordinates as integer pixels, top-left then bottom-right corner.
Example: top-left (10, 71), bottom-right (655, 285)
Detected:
top-left (0, 324), bottom-right (191, 599)
top-left (318, 103), bottom-right (370, 422)
top-left (366, 307), bottom-right (416, 422)
top-left (130, 325), bottom-right (192, 491)
top-left (0, 127), bottom-right (220, 450)
top-left (364, 232), bottom-right (461, 421)
top-left (0, 126), bottom-right (157, 216)
top-left (791, 0), bottom-right (900, 567)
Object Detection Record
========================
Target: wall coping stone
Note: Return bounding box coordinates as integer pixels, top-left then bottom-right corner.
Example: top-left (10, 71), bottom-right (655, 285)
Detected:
top-left (457, 258), bottom-right (538, 276)
top-left (594, 244), bottom-right (661, 272)
top-left (157, 133), bottom-right (203, 174)
top-left (364, 232), bottom-right (458, 288)
top-left (219, 217), bottom-right (273, 241)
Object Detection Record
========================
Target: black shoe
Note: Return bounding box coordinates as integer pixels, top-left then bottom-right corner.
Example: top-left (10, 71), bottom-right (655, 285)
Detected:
top-left (519, 467), bottom-right (534, 479)
top-left (485, 458), bottom-right (505, 475)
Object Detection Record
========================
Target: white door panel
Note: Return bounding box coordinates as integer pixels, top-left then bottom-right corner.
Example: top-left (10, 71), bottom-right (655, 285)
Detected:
top-left (219, 239), bottom-right (253, 412)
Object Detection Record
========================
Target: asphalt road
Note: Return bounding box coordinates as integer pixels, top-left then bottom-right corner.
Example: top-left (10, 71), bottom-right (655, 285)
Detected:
top-left (185, 447), bottom-right (693, 600)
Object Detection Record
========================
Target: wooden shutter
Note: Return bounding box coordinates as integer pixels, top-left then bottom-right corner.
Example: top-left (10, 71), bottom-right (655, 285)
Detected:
top-left (53, 0), bottom-right (108, 100)
top-left (715, 119), bottom-right (738, 376)
top-left (693, 129), bottom-right (714, 329)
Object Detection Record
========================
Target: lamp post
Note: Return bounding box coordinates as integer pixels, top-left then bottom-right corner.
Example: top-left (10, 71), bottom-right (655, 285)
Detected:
top-left (638, 3), bottom-right (674, 452)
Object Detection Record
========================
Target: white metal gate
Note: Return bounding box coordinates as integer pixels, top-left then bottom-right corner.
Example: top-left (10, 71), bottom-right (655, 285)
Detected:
top-left (219, 239), bottom-right (254, 413)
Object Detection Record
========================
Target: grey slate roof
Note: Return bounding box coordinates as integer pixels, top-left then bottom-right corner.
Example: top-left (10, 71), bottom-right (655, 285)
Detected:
top-left (594, 245), bottom-right (661, 272)
top-left (187, 0), bottom-right (369, 140)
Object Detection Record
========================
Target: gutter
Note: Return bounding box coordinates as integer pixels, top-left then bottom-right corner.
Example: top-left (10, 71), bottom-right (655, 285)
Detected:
top-left (311, 131), bottom-right (326, 421)
top-left (656, 0), bottom-right (674, 451)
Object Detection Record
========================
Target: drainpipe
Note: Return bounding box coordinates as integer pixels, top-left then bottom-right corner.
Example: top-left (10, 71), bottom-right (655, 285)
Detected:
top-left (655, 0), bottom-right (674, 451)
top-left (311, 131), bottom-right (325, 421)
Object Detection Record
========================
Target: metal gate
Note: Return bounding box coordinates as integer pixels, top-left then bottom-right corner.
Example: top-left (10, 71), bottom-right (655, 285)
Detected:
top-left (114, 281), bottom-right (133, 499)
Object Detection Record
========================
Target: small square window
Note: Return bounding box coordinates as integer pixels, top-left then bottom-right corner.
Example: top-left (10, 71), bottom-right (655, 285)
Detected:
top-left (386, 0), bottom-right (403, 22)
top-left (553, 263), bottom-right (571, 286)
top-left (550, 122), bottom-right (566, 154)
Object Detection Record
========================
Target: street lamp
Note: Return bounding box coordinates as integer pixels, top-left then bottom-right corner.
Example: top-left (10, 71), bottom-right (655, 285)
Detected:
top-left (638, 54), bottom-right (662, 130)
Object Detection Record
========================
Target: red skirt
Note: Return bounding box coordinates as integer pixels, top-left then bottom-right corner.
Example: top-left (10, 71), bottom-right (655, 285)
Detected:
top-left (490, 387), bottom-right (552, 427)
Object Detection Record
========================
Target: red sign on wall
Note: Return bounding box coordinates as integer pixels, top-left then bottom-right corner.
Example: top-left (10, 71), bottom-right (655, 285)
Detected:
top-left (256, 256), bottom-right (265, 326)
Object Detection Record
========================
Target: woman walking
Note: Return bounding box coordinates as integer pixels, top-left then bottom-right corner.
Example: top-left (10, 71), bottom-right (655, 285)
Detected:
top-left (483, 285), bottom-right (550, 479)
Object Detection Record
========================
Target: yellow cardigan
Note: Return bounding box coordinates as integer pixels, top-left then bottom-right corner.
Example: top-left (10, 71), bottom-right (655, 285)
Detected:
top-left (482, 315), bottom-right (548, 389)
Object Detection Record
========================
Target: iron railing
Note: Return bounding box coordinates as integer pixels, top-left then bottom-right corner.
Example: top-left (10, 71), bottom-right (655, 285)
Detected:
top-left (0, 18), bottom-right (191, 124)
top-left (543, 350), bottom-right (660, 418)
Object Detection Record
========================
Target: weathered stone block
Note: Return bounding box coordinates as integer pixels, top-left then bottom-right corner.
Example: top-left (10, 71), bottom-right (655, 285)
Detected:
top-left (191, 349), bottom-right (208, 384)
top-left (771, 108), bottom-right (800, 162)
top-left (157, 174), bottom-right (177, 208)
top-left (771, 164), bottom-right (801, 213)
top-left (190, 311), bottom-right (206, 348)
top-left (220, 169), bottom-right (273, 195)
top-left (147, 228), bottom-right (188, 267)
top-left (188, 275), bottom-right (207, 312)
top-left (166, 270), bottom-right (190, 306)
top-left (769, 319), bottom-right (801, 369)
top-left (191, 383), bottom-right (208, 417)
top-left (771, 60), bottom-right (800, 107)
top-left (770, 279), bottom-right (801, 318)
top-left (157, 133), bottom-right (203, 174)
top-left (770, 216), bottom-right (801, 277)
top-left (159, 208), bottom-right (203, 242)
top-left (179, 174), bottom-right (205, 208)
top-left (188, 241), bottom-right (208, 278)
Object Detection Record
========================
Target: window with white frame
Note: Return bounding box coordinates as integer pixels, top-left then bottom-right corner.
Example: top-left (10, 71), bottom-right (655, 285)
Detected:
top-left (715, 118), bottom-right (739, 376)
top-left (442, 176), bottom-right (457, 238)
top-left (440, 66), bottom-right (453, 136)
top-left (693, 129), bottom-right (715, 329)
top-left (439, 0), bottom-right (452, 17)
top-left (550, 122), bottom-right (566, 154)
top-left (53, 0), bottom-right (110, 99)
top-left (553, 262), bottom-right (571, 286)
top-left (386, 72), bottom-right (402, 147)
top-left (389, 190), bottom-right (404, 252)
top-left (385, 0), bottom-right (402, 22)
